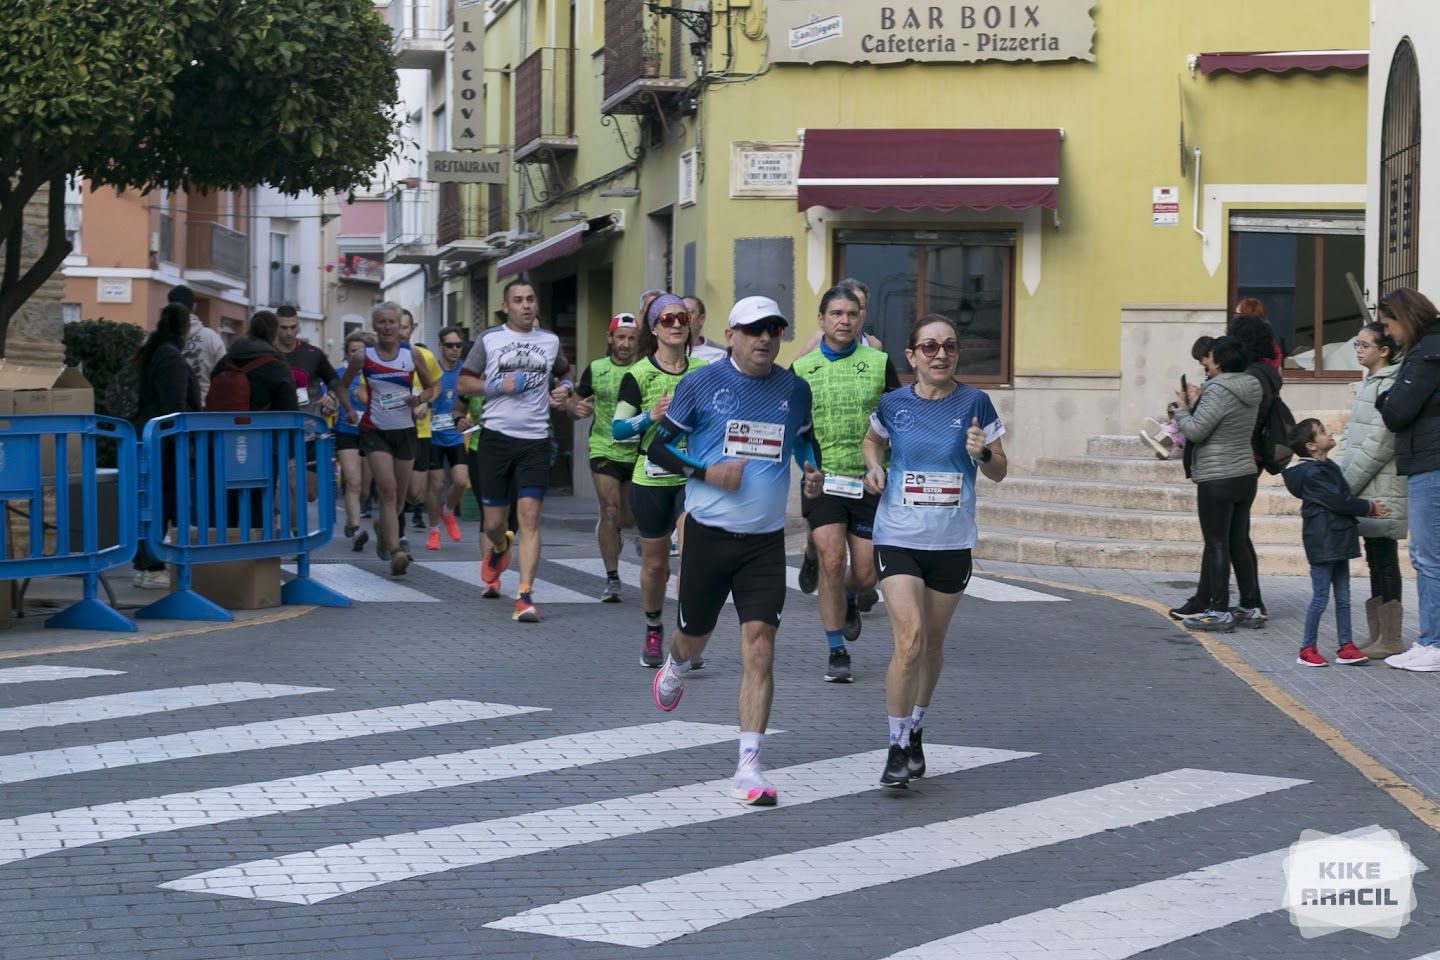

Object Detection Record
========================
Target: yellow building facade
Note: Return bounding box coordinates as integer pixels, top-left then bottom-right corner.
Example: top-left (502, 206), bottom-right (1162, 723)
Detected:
top-left (411, 0), bottom-right (1369, 477)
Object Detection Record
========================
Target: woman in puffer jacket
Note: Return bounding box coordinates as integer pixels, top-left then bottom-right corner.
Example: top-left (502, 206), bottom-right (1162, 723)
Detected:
top-left (1334, 320), bottom-right (1407, 658)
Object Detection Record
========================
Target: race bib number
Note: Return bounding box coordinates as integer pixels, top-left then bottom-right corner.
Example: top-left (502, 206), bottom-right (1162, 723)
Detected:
top-left (295, 386), bottom-right (310, 406)
top-left (822, 474), bottom-right (865, 499)
top-left (900, 470), bottom-right (965, 508)
top-left (723, 419), bottom-right (785, 462)
top-left (379, 390), bottom-right (410, 412)
top-left (430, 413), bottom-right (455, 432)
top-left (643, 457), bottom-right (680, 479)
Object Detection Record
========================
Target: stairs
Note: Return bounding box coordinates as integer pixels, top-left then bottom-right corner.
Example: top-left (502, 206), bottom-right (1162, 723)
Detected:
top-left (976, 432), bottom-right (1400, 577)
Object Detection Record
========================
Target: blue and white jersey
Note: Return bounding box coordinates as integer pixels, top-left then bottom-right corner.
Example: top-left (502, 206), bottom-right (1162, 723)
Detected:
top-left (870, 383), bottom-right (1004, 551)
top-left (430, 363), bottom-right (464, 447)
top-left (664, 359), bottom-right (814, 535)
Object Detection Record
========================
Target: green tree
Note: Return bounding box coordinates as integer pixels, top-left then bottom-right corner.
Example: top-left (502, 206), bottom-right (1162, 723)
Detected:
top-left (0, 0), bottom-right (402, 353)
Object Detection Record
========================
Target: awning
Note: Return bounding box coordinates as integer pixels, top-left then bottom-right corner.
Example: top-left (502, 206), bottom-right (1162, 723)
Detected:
top-left (796, 129), bottom-right (1061, 214)
top-left (1195, 50), bottom-right (1368, 76)
top-left (495, 213), bottom-right (618, 279)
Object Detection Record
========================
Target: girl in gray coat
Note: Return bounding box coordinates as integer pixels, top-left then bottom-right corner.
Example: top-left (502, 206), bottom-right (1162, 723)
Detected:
top-left (1172, 336), bottom-right (1264, 632)
top-left (1334, 320), bottom-right (1408, 658)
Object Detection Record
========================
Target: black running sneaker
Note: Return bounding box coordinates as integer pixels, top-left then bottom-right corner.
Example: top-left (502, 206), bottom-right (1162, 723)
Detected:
top-left (842, 595), bottom-right (862, 642)
top-left (907, 727), bottom-right (926, 778)
top-left (798, 540), bottom-right (819, 595)
top-left (880, 744), bottom-right (910, 788)
top-left (854, 587), bottom-right (880, 613)
top-left (1168, 597), bottom-right (1208, 621)
top-left (825, 647), bottom-right (853, 683)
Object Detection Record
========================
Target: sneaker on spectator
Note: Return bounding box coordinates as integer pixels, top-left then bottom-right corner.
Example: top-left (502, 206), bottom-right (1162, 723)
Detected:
top-left (1168, 597), bottom-right (1208, 621)
top-left (1297, 646), bottom-right (1328, 667)
top-left (1390, 644), bottom-right (1440, 672)
top-left (1183, 609), bottom-right (1234, 632)
top-left (1335, 642), bottom-right (1369, 665)
top-left (1230, 607), bottom-right (1266, 630)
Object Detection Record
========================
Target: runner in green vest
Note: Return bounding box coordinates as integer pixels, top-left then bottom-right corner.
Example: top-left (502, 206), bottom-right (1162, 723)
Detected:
top-left (795, 283), bottom-right (900, 683)
top-left (570, 314), bottom-right (643, 602)
top-left (613, 293), bottom-right (709, 668)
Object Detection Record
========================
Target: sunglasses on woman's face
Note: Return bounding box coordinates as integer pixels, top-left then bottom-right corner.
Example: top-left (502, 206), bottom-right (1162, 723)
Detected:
top-left (913, 339), bottom-right (959, 358)
top-left (655, 313), bottom-right (691, 328)
top-left (734, 319), bottom-right (785, 338)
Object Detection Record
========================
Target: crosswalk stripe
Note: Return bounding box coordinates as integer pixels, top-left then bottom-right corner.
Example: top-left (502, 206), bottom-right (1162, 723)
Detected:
top-left (0, 682), bottom-right (328, 734)
top-left (0, 700), bottom-right (546, 786)
top-left (0, 666), bottom-right (125, 685)
top-left (962, 578), bottom-right (1067, 603)
top-left (876, 826), bottom-right (1409, 959)
top-left (281, 563), bottom-right (439, 602)
top-left (162, 744), bottom-right (1034, 904)
top-left (418, 561), bottom-right (597, 604)
top-left (0, 720), bottom-right (737, 867)
top-left (553, 559), bottom-right (675, 600)
top-left (486, 767), bottom-right (1308, 947)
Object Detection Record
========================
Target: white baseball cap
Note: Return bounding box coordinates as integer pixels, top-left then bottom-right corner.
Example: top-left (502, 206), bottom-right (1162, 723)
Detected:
top-left (727, 295), bottom-right (789, 329)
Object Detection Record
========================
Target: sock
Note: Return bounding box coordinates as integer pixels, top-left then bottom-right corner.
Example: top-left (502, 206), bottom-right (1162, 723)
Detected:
top-left (669, 654), bottom-right (694, 674)
top-left (490, 539), bottom-right (508, 557)
top-left (910, 704), bottom-right (927, 731)
top-left (738, 731), bottom-right (763, 764)
top-left (645, 609), bottom-right (664, 628)
top-left (845, 588), bottom-right (856, 604)
top-left (442, 505), bottom-right (454, 518)
top-left (825, 628), bottom-right (845, 652)
top-left (888, 715), bottom-right (907, 746)
top-left (430, 525), bottom-right (440, 536)
top-left (607, 569), bottom-right (619, 581)
top-left (899, 718), bottom-right (912, 749)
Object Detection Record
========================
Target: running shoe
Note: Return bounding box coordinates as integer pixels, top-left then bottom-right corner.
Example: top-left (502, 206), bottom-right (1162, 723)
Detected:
top-left (411, 504), bottom-right (425, 530)
top-left (1297, 646), bottom-right (1328, 667)
top-left (653, 656), bottom-right (686, 711)
top-left (907, 727), bottom-right (926, 777)
top-left (425, 529), bottom-right (441, 551)
top-left (798, 541), bottom-right (819, 594)
top-left (842, 595), bottom-right (862, 642)
top-left (389, 549), bottom-right (411, 577)
top-left (855, 587), bottom-right (880, 613)
top-left (398, 536), bottom-right (411, 554)
top-left (344, 524), bottom-right (357, 539)
top-left (669, 531), bottom-right (679, 557)
top-left (375, 531), bottom-right (392, 563)
top-left (360, 497), bottom-right (374, 519)
top-left (641, 625), bottom-right (664, 668)
top-left (1168, 597), bottom-right (1208, 621)
top-left (442, 512), bottom-right (462, 542)
top-left (513, 597), bottom-right (540, 622)
top-left (480, 577), bottom-right (501, 599)
top-left (1335, 642), bottom-right (1369, 665)
top-left (1230, 606), bottom-right (1266, 630)
top-left (1182, 609), bottom-right (1234, 633)
top-left (1392, 645), bottom-right (1440, 671)
top-left (132, 570), bottom-right (169, 590)
top-left (350, 528), bottom-right (369, 552)
top-left (730, 756), bottom-right (778, 806)
top-left (880, 744), bottom-right (911, 789)
top-left (825, 647), bottom-right (853, 683)
top-left (601, 575), bottom-right (623, 604)
top-left (480, 530), bottom-right (515, 583)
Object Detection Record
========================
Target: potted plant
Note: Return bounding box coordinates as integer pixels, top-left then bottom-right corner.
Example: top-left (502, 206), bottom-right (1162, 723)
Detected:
top-left (641, 22), bottom-right (661, 78)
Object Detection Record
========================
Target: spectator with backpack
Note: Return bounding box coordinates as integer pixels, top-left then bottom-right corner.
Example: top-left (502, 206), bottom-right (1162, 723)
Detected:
top-left (131, 302), bottom-right (201, 589)
top-left (168, 284), bottom-right (226, 404)
top-left (1170, 335), bottom-right (1264, 632)
top-left (206, 311), bottom-right (300, 413)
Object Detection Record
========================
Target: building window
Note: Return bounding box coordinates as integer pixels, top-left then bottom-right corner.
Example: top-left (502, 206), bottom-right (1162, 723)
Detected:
top-left (1229, 210), bottom-right (1365, 376)
top-left (835, 229), bottom-right (1014, 384)
top-left (62, 303), bottom-right (82, 324)
top-left (269, 232), bottom-right (294, 305)
top-left (1379, 38), bottom-right (1421, 295)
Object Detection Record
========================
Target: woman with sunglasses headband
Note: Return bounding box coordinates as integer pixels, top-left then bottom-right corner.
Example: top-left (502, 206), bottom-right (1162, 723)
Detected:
top-left (612, 293), bottom-right (710, 668)
top-left (862, 313), bottom-right (1008, 789)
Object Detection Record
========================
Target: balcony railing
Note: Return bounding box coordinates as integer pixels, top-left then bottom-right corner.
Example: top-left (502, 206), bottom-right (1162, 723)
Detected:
top-left (437, 182), bottom-right (508, 246)
top-left (186, 221), bottom-right (246, 279)
top-left (390, 0), bottom-right (446, 41)
top-left (603, 0), bottom-right (687, 109)
top-left (515, 47), bottom-right (576, 161)
top-left (386, 185), bottom-right (437, 246)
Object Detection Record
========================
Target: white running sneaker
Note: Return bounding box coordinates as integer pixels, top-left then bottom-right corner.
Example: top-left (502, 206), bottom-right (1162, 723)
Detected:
top-left (1391, 644), bottom-right (1440, 672)
top-left (1386, 646), bottom-right (1424, 669)
top-left (652, 656), bottom-right (686, 711)
top-left (729, 755), bottom-right (778, 806)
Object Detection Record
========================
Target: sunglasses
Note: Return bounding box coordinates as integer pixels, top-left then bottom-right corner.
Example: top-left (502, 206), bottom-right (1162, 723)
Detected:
top-left (655, 313), bottom-right (691, 328)
top-left (734, 319), bottom-right (786, 338)
top-left (441, 341), bottom-right (464, 348)
top-left (913, 339), bottom-right (959, 358)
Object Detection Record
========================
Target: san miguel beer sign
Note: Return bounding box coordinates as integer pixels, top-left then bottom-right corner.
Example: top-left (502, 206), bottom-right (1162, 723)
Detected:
top-left (769, 1), bottom-right (1096, 64)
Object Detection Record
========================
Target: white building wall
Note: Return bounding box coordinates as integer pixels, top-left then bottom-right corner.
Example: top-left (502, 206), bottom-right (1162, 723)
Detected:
top-left (1366, 0), bottom-right (1440, 296)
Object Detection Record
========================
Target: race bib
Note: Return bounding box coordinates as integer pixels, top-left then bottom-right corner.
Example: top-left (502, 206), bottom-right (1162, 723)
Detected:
top-left (723, 419), bottom-right (785, 462)
top-left (379, 390), bottom-right (410, 412)
top-left (823, 474), bottom-right (865, 500)
top-left (430, 413), bottom-right (455, 432)
top-left (295, 386), bottom-right (310, 406)
top-left (900, 470), bottom-right (965, 508)
top-left (643, 457), bottom-right (680, 479)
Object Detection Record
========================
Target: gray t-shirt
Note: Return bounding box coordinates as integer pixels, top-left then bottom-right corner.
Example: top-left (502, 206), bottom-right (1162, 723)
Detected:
top-left (461, 323), bottom-right (571, 440)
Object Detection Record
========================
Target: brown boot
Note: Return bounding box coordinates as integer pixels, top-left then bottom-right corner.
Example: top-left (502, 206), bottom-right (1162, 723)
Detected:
top-left (1358, 596), bottom-right (1383, 650)
top-left (1367, 600), bottom-right (1406, 659)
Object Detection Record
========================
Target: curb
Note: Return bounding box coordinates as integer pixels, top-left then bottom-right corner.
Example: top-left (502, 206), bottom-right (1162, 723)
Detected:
top-left (0, 606), bottom-right (317, 662)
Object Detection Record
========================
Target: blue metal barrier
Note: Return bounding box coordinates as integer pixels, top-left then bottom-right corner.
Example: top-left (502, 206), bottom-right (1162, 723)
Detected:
top-left (0, 415), bottom-right (138, 632)
top-left (135, 412), bottom-right (350, 621)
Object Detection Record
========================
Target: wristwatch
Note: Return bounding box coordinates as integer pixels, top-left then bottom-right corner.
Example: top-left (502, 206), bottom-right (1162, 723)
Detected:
top-left (979, 447), bottom-right (993, 463)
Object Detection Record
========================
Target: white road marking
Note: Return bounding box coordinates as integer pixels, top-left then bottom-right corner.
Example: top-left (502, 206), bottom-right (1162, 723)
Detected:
top-left (487, 768), bottom-right (1308, 947)
top-left (0, 682), bottom-right (328, 734)
top-left (962, 578), bottom-right (1067, 603)
top-left (0, 721), bottom-right (738, 866)
top-left (877, 826), bottom-right (1423, 959)
top-left (281, 563), bottom-right (438, 602)
top-left (0, 666), bottom-right (124, 685)
top-left (554, 559), bottom-right (676, 600)
top-left (163, 744), bottom-right (1034, 903)
top-left (419, 562), bottom-right (596, 604)
top-left (0, 700), bottom-right (546, 786)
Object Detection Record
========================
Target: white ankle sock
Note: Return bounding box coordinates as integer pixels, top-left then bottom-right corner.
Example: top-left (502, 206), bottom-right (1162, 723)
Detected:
top-left (888, 715), bottom-right (907, 745)
top-left (910, 705), bottom-right (927, 730)
top-left (738, 731), bottom-right (763, 763)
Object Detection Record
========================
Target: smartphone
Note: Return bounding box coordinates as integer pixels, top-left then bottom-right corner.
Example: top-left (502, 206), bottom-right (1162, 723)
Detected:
top-left (1180, 373), bottom-right (1188, 394)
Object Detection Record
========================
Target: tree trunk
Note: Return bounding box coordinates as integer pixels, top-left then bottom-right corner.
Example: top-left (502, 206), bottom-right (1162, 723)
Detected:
top-left (0, 172), bottom-right (72, 358)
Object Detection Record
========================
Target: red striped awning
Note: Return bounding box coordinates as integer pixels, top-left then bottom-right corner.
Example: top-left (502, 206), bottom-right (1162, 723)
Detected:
top-left (495, 214), bottom-right (618, 279)
top-left (1195, 50), bottom-right (1368, 76)
top-left (796, 129), bottom-right (1061, 214)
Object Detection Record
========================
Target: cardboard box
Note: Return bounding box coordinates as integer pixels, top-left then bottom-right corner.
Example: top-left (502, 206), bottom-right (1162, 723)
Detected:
top-left (0, 362), bottom-right (95, 476)
top-left (170, 527), bottom-right (282, 610)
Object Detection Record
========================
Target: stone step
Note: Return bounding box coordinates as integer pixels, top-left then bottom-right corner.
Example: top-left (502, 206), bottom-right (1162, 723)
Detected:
top-left (975, 498), bottom-right (1302, 545)
top-left (1033, 455), bottom-right (1291, 486)
top-left (1087, 435), bottom-right (1154, 458)
top-left (983, 475), bottom-right (1300, 516)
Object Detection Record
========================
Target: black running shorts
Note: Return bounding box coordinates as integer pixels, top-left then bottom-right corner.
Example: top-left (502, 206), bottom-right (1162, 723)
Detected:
top-left (676, 515), bottom-right (787, 636)
top-left (411, 435), bottom-right (432, 471)
top-left (589, 456), bottom-right (634, 483)
top-left (359, 427), bottom-right (417, 461)
top-left (801, 488), bottom-right (879, 538)
top-left (873, 545), bottom-right (973, 595)
top-left (477, 429), bottom-right (551, 506)
top-left (630, 484), bottom-right (686, 540)
top-left (335, 432), bottom-right (361, 453)
top-left (428, 441), bottom-right (465, 471)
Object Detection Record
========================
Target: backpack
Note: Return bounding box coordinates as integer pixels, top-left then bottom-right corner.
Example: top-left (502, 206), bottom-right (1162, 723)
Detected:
top-left (1254, 386), bottom-right (1298, 475)
top-left (204, 357), bottom-right (279, 412)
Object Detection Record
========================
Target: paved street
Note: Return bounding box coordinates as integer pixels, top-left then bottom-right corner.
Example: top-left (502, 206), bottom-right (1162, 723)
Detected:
top-left (3, 507), bottom-right (1440, 959)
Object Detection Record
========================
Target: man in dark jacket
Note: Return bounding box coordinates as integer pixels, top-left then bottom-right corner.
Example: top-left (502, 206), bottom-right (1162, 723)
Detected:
top-left (1282, 418), bottom-right (1387, 667)
top-left (207, 311), bottom-right (300, 412)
